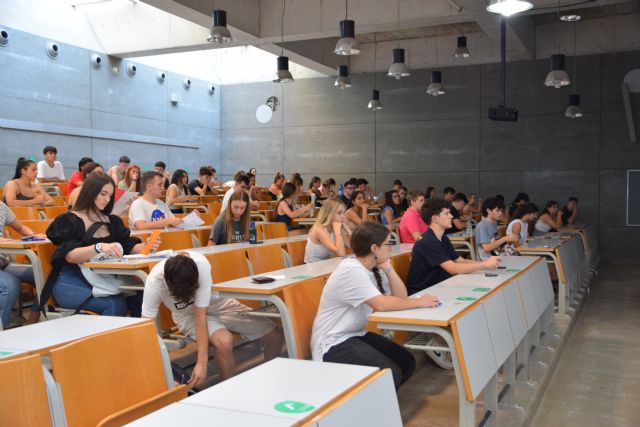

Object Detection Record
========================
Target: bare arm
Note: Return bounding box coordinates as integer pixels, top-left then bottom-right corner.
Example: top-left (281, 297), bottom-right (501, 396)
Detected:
top-left (480, 234), bottom-right (519, 252)
top-left (279, 201), bottom-right (310, 219)
top-left (441, 257), bottom-right (500, 275)
top-left (134, 217), bottom-right (181, 230)
top-left (313, 224), bottom-right (345, 257)
top-left (189, 306), bottom-right (209, 388)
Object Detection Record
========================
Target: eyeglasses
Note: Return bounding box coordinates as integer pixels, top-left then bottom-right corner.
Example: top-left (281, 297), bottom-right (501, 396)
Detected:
top-left (381, 242), bottom-right (394, 247)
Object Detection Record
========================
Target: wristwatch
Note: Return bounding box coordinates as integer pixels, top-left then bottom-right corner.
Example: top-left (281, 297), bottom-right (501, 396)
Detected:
top-left (94, 243), bottom-right (104, 253)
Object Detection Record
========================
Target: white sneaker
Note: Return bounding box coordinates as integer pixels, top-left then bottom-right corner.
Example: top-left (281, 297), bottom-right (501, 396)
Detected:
top-left (425, 335), bottom-right (453, 370)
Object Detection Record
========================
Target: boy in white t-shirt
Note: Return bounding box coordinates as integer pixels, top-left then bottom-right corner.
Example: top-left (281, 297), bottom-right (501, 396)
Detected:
top-left (36, 145), bottom-right (65, 181)
top-left (129, 171), bottom-right (182, 230)
top-left (142, 251), bottom-right (282, 386)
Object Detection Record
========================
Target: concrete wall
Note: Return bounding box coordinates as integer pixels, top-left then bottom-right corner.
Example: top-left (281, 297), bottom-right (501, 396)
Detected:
top-left (220, 50), bottom-right (640, 259)
top-left (0, 26), bottom-right (220, 182)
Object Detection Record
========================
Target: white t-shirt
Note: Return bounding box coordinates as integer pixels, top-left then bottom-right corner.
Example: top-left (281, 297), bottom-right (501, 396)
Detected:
top-left (310, 257), bottom-right (390, 361)
top-left (36, 160), bottom-right (65, 180)
top-left (506, 218), bottom-right (528, 244)
top-left (129, 197), bottom-right (174, 229)
top-left (220, 187), bottom-right (252, 213)
top-left (141, 251), bottom-right (225, 331)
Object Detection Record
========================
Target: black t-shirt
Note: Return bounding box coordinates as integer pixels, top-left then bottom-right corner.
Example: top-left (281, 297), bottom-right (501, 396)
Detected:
top-left (405, 228), bottom-right (460, 295)
top-left (561, 206), bottom-right (571, 225)
top-left (445, 206), bottom-right (462, 234)
top-left (339, 194), bottom-right (352, 210)
top-left (187, 179), bottom-right (207, 195)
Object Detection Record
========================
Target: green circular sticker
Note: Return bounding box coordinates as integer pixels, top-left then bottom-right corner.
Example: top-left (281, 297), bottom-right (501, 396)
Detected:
top-left (456, 297), bottom-right (477, 301)
top-left (274, 400), bottom-right (316, 414)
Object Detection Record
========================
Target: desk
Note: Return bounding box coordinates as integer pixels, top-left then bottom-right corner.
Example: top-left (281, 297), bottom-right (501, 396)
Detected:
top-left (448, 232), bottom-right (477, 260)
top-left (370, 256), bottom-right (553, 427)
top-left (213, 244), bottom-right (414, 359)
top-left (560, 223), bottom-right (598, 267)
top-left (0, 239), bottom-right (52, 299)
top-left (129, 225), bottom-right (212, 237)
top-left (127, 358), bottom-right (401, 427)
top-left (172, 202), bottom-right (207, 213)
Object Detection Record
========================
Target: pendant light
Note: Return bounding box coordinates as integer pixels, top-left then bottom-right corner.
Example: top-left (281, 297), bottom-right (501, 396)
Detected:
top-left (273, 0), bottom-right (293, 83)
top-left (453, 35), bottom-right (470, 58)
top-left (368, 35), bottom-right (382, 110)
top-left (427, 71), bottom-right (445, 96)
top-left (545, 0), bottom-right (570, 88)
top-left (334, 64), bottom-right (352, 89)
top-left (387, 0), bottom-right (410, 79)
top-left (207, 10), bottom-right (233, 44)
top-left (486, 0), bottom-right (533, 17)
top-left (565, 17), bottom-right (582, 119)
top-left (334, 0), bottom-right (359, 55)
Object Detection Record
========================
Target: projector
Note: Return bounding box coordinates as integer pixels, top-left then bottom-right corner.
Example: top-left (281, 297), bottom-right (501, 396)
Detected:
top-left (488, 107), bottom-right (519, 122)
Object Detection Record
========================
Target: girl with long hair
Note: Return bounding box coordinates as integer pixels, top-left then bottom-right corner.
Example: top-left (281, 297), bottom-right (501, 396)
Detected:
top-left (3, 158), bottom-right (54, 207)
top-left (304, 197), bottom-right (347, 263)
top-left (117, 164), bottom-right (141, 193)
top-left (166, 169), bottom-right (197, 214)
top-left (209, 191), bottom-right (251, 245)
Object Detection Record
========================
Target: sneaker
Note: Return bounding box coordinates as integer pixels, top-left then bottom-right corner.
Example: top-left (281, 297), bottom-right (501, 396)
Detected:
top-left (425, 335), bottom-right (453, 370)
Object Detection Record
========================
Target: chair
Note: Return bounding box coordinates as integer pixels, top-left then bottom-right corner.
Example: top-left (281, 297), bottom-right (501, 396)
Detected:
top-left (96, 384), bottom-right (188, 427)
top-left (281, 277), bottom-right (326, 359)
top-left (0, 354), bottom-right (53, 427)
top-left (49, 322), bottom-right (170, 427)
top-left (120, 215), bottom-right (129, 228)
top-left (7, 219), bottom-right (52, 239)
top-left (10, 207), bottom-right (40, 221)
top-left (247, 245), bottom-right (286, 274)
top-left (199, 195), bottom-right (219, 204)
top-left (56, 183), bottom-right (68, 197)
top-left (205, 249), bottom-right (250, 283)
top-left (390, 252), bottom-right (412, 283)
top-left (43, 206), bottom-right (68, 219)
top-left (156, 230), bottom-right (195, 252)
top-left (286, 239), bottom-right (307, 266)
top-left (256, 222), bottom-right (287, 240)
top-left (206, 202), bottom-right (222, 216)
top-left (50, 196), bottom-right (67, 206)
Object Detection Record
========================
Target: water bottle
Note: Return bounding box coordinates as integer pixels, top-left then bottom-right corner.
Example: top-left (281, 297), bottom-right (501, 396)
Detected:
top-left (310, 193), bottom-right (316, 217)
top-left (338, 184), bottom-right (344, 196)
top-left (249, 221), bottom-right (258, 244)
top-left (466, 219), bottom-right (473, 236)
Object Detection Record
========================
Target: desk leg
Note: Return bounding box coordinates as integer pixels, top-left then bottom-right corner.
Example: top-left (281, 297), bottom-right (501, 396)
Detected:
top-left (3, 249), bottom-right (45, 297)
top-left (500, 353), bottom-right (524, 414)
top-left (481, 375), bottom-right (498, 427)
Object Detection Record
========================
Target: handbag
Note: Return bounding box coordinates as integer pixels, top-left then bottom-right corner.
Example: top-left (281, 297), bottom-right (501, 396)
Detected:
top-left (79, 242), bottom-right (127, 297)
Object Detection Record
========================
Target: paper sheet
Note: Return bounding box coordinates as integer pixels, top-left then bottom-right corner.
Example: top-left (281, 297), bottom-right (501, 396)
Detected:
top-left (176, 211), bottom-right (205, 229)
top-left (113, 191), bottom-right (139, 216)
top-left (123, 249), bottom-right (174, 260)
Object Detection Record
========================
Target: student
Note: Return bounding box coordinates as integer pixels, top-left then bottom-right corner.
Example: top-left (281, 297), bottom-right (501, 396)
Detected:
top-left (339, 178), bottom-right (357, 209)
top-left (535, 201), bottom-right (564, 234)
top-left (507, 203), bottom-right (539, 245)
top-left (223, 170), bottom-right (245, 189)
top-left (129, 171), bottom-right (182, 230)
top-left (42, 173), bottom-right (158, 316)
top-left (406, 198), bottom-right (501, 295)
top-left (108, 156), bottom-right (130, 184)
top-left (398, 186), bottom-right (409, 213)
top-left (246, 173), bottom-right (261, 201)
top-left (275, 182), bottom-right (311, 235)
top-left (304, 197), bottom-right (346, 263)
top-left (209, 191), bottom-right (250, 245)
top-left (117, 164), bottom-right (141, 193)
top-left (67, 157), bottom-right (93, 196)
top-left (475, 197), bottom-right (520, 260)
top-left (220, 174), bottom-right (258, 213)
top-left (344, 191), bottom-right (371, 235)
top-left (3, 158), bottom-right (55, 207)
top-left (356, 178), bottom-right (374, 200)
top-left (380, 190), bottom-right (402, 225)
top-left (310, 222), bottom-right (439, 390)
top-left (188, 167), bottom-right (215, 196)
top-left (36, 146), bottom-right (65, 181)
top-left (463, 193), bottom-right (480, 217)
top-left (142, 252), bottom-right (282, 384)
top-left (154, 161), bottom-right (171, 189)
top-left (445, 192), bottom-right (467, 234)
top-left (398, 192), bottom-right (427, 243)
top-left (392, 179), bottom-right (403, 191)
top-left (289, 175), bottom-right (304, 200)
top-left (307, 176), bottom-right (322, 198)
top-left (0, 202), bottom-right (40, 328)
top-left (268, 173), bottom-right (285, 200)
top-left (443, 186), bottom-right (456, 202)
top-left (509, 192), bottom-right (530, 218)
top-left (320, 178), bottom-right (336, 197)
top-left (562, 197), bottom-right (579, 225)
top-left (424, 186), bottom-right (436, 200)
top-left (68, 162), bottom-right (104, 208)
top-left (166, 169), bottom-right (198, 214)
top-left (248, 167), bottom-right (257, 176)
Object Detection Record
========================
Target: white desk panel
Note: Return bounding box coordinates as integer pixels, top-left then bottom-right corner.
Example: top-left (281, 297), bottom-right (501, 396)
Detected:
top-left (482, 291), bottom-right (516, 367)
top-left (516, 276), bottom-right (539, 328)
top-left (501, 281), bottom-right (528, 345)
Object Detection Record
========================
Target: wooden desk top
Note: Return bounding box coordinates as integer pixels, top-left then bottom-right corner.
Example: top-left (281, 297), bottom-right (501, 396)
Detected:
top-left (0, 239), bottom-right (52, 249)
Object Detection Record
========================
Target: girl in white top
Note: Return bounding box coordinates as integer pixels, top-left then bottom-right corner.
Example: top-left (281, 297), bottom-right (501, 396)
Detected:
top-left (166, 169), bottom-right (198, 213)
top-left (506, 202), bottom-right (538, 245)
top-left (304, 197), bottom-right (346, 263)
top-left (310, 222), bottom-right (439, 390)
top-left (535, 201), bottom-right (563, 235)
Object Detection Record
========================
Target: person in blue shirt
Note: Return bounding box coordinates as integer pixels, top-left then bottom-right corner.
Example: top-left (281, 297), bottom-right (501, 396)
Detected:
top-left (380, 190), bottom-right (402, 225)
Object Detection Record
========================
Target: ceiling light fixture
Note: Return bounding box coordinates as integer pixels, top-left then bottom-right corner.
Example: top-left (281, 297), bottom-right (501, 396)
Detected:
top-left (545, 0), bottom-right (570, 88)
top-left (368, 35), bottom-right (382, 110)
top-left (334, 0), bottom-right (359, 55)
top-left (486, 0), bottom-right (533, 17)
top-left (387, 0), bottom-right (410, 79)
top-left (427, 71), bottom-right (445, 96)
top-left (334, 64), bottom-right (352, 89)
top-left (560, 14), bottom-right (581, 22)
top-left (453, 35), bottom-right (470, 58)
top-left (207, 10), bottom-right (233, 44)
top-left (565, 20), bottom-right (582, 119)
top-left (273, 0), bottom-right (293, 83)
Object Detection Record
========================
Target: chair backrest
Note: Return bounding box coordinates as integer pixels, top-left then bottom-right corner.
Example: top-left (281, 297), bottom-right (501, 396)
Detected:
top-left (49, 322), bottom-right (167, 427)
top-left (198, 211), bottom-right (217, 226)
top-left (97, 384), bottom-right (188, 427)
top-left (206, 202), bottom-right (222, 217)
top-left (50, 196), bottom-right (67, 206)
top-left (156, 230), bottom-right (195, 252)
top-left (199, 195), bottom-right (219, 204)
top-left (247, 244), bottom-right (286, 274)
top-left (0, 354), bottom-right (53, 427)
top-left (286, 240), bottom-right (307, 267)
top-left (390, 252), bottom-right (412, 283)
top-left (43, 206), bottom-right (68, 219)
top-left (120, 215), bottom-right (129, 228)
top-left (10, 207), bottom-right (40, 221)
top-left (205, 249), bottom-right (250, 283)
top-left (7, 219), bottom-right (52, 240)
top-left (281, 277), bottom-right (326, 359)
top-left (256, 222), bottom-right (287, 240)
top-left (56, 183), bottom-right (68, 197)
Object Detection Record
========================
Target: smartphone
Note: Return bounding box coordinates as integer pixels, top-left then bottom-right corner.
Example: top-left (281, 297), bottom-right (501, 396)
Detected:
top-left (485, 273), bottom-right (498, 277)
top-left (251, 276), bottom-right (276, 284)
top-left (497, 266), bottom-right (506, 270)
top-left (21, 236), bottom-right (46, 242)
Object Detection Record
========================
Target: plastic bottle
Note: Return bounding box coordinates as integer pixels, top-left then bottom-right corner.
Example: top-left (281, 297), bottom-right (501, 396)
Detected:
top-left (338, 184), bottom-right (344, 196)
top-left (249, 221), bottom-right (258, 244)
top-left (310, 193), bottom-right (316, 217)
top-left (466, 219), bottom-right (473, 236)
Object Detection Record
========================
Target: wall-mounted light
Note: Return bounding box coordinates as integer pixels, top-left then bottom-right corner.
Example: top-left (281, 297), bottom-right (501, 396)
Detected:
top-left (0, 29), bottom-right (9, 47)
top-left (46, 41), bottom-right (59, 59)
top-left (208, 85), bottom-right (215, 96)
top-left (183, 78), bottom-right (191, 90)
top-left (126, 63), bottom-right (137, 78)
top-left (157, 71), bottom-right (166, 84)
top-left (90, 54), bottom-right (102, 70)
